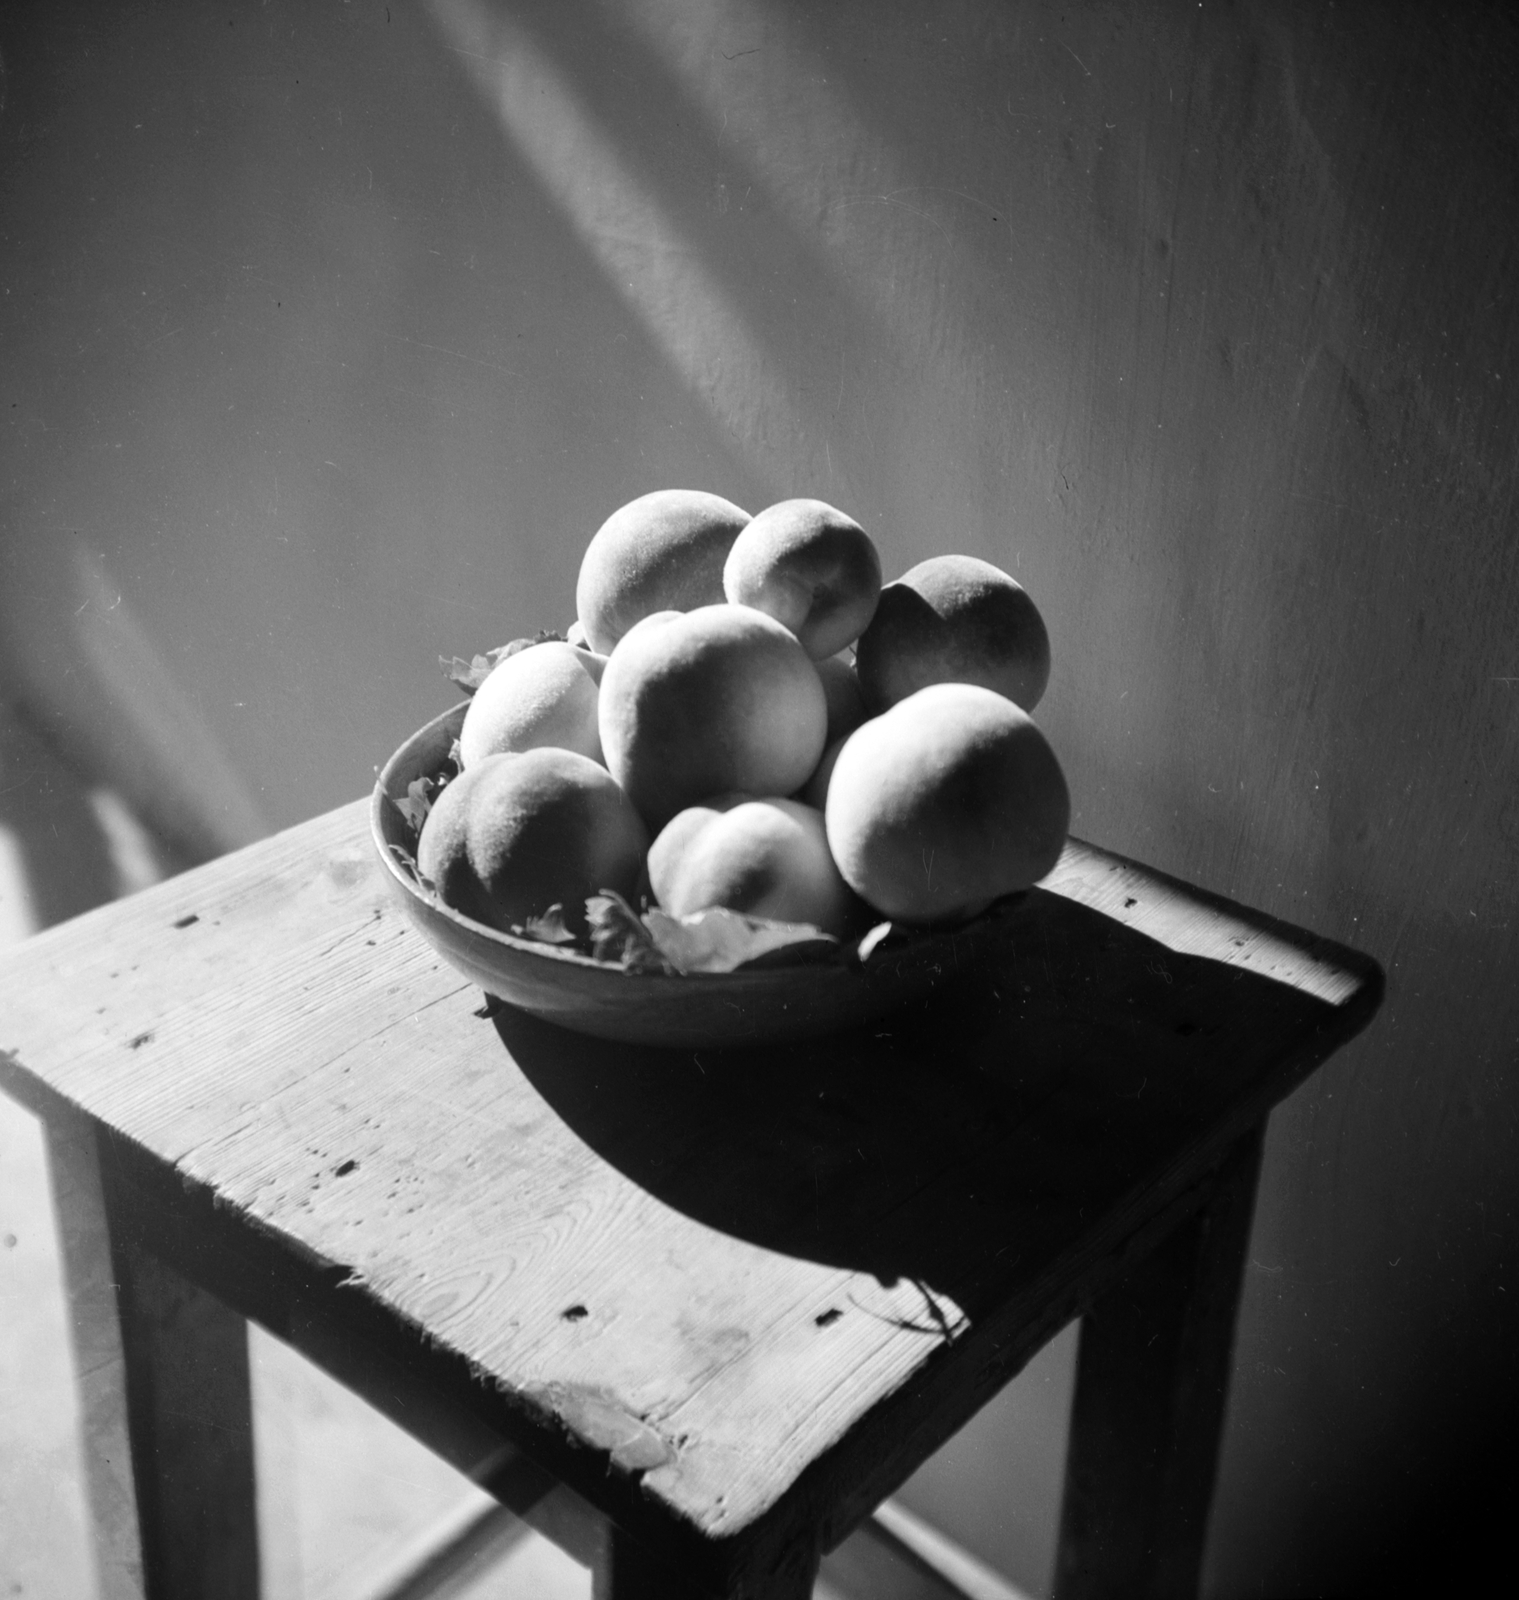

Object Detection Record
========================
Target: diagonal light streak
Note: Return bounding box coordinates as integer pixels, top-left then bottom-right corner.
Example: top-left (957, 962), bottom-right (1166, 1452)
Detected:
top-left (428, 0), bottom-right (818, 494)
top-left (609, 0), bottom-right (992, 370)
top-left (586, 0), bottom-right (1041, 554)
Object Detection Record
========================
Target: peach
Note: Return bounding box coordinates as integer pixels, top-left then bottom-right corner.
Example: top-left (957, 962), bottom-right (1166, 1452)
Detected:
top-left (416, 748), bottom-right (648, 936)
top-left (575, 489), bottom-right (750, 655)
top-left (598, 603), bottom-right (828, 830)
top-left (615, 608), bottom-right (683, 646)
top-left (798, 656), bottom-right (870, 809)
top-left (722, 498), bottom-right (881, 659)
top-left (815, 654), bottom-right (868, 745)
top-left (458, 641), bottom-right (607, 768)
top-left (824, 682), bottom-right (1069, 923)
top-left (648, 795), bottom-right (860, 936)
top-left (853, 553), bottom-right (1051, 713)
top-left (800, 734), bottom-right (847, 812)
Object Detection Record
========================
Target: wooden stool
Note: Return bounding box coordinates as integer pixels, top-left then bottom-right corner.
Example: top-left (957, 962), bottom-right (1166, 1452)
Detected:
top-left (0, 801), bottom-right (1381, 1598)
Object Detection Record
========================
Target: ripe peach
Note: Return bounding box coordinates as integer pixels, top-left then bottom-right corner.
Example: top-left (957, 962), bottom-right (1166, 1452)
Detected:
top-left (824, 683), bottom-right (1069, 923)
top-left (575, 489), bottom-right (750, 655)
top-left (722, 498), bottom-right (881, 659)
top-left (458, 641), bottom-right (607, 768)
top-left (648, 795), bottom-right (861, 936)
top-left (598, 603), bottom-right (828, 830)
top-left (615, 608), bottom-right (683, 646)
top-left (815, 654), bottom-right (868, 745)
top-left (416, 748), bottom-right (648, 936)
top-left (798, 656), bottom-right (869, 809)
top-left (854, 554), bottom-right (1051, 713)
top-left (800, 735), bottom-right (847, 811)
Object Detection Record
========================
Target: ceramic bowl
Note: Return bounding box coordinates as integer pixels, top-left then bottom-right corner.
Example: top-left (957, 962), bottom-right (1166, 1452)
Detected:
top-left (370, 701), bottom-right (1018, 1048)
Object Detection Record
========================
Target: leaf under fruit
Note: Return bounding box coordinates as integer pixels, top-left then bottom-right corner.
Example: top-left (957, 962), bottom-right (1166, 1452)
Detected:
top-left (587, 892), bottom-right (675, 973)
top-left (516, 904), bottom-right (577, 945)
top-left (440, 630), bottom-right (567, 694)
top-left (644, 906), bottom-right (839, 975)
top-left (394, 774), bottom-right (439, 831)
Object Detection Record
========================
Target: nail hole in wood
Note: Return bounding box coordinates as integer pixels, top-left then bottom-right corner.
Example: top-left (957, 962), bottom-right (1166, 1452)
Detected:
top-left (334, 1159), bottom-right (358, 1177)
top-left (815, 1308), bottom-right (843, 1327)
top-left (173, 913), bottom-right (200, 929)
top-left (562, 1304), bottom-right (589, 1321)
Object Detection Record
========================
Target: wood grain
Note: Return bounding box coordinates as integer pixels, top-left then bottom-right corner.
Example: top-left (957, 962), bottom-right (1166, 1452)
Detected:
top-left (107, 1235), bottom-right (260, 1599)
top-left (0, 800), bottom-right (1380, 1593)
top-left (1053, 1127), bottom-right (1265, 1599)
top-left (43, 1108), bottom-right (147, 1600)
top-left (69, 1107), bottom-right (262, 1600)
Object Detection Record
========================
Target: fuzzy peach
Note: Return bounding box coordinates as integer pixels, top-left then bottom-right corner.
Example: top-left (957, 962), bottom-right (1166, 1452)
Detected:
top-left (416, 748), bottom-right (648, 936)
top-left (815, 654), bottom-right (869, 744)
top-left (648, 795), bottom-right (860, 936)
top-left (854, 554), bottom-right (1051, 713)
top-left (598, 603), bottom-right (827, 830)
top-left (458, 641), bottom-right (607, 769)
top-left (722, 498), bottom-right (881, 659)
top-left (575, 489), bottom-right (750, 655)
top-left (800, 735), bottom-right (847, 811)
top-left (824, 682), bottom-right (1069, 923)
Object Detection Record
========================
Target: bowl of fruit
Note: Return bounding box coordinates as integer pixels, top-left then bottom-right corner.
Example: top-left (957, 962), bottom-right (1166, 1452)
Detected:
top-left (370, 490), bottom-right (1070, 1048)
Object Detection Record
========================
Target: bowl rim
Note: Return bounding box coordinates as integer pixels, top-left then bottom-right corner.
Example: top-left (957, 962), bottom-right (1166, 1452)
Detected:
top-left (369, 699), bottom-right (1023, 983)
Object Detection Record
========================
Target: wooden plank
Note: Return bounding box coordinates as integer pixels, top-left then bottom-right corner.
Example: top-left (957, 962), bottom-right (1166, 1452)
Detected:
top-left (67, 1089), bottom-right (816, 1595)
top-left (43, 1108), bottom-right (147, 1600)
top-left (64, 1098), bottom-right (607, 1557)
top-left (0, 803), bottom-right (1382, 1591)
top-left (108, 1249), bottom-right (259, 1599)
top-left (1042, 846), bottom-right (1367, 1006)
top-left (1053, 1127), bottom-right (1266, 1599)
top-left (594, 1522), bottom-right (820, 1600)
top-left (93, 1125), bottom-right (260, 1600)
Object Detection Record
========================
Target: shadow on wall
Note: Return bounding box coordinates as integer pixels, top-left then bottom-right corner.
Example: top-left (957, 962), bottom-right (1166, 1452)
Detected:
top-left (0, 530), bottom-right (266, 868)
top-left (0, 700), bottom-right (134, 933)
top-left (2, 0), bottom-right (1518, 1594)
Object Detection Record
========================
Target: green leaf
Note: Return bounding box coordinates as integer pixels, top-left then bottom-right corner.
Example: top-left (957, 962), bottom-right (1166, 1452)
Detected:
top-left (586, 892), bottom-right (674, 973)
top-left (516, 904), bottom-right (577, 945)
top-left (393, 775), bottom-right (434, 831)
top-left (439, 651), bottom-right (502, 694)
top-left (440, 630), bottom-right (568, 694)
top-left (385, 841), bottom-right (436, 896)
top-left (643, 906), bottom-right (839, 974)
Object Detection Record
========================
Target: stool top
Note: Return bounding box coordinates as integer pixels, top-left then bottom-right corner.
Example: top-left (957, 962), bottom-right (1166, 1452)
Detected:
top-left (0, 799), bottom-right (1380, 1582)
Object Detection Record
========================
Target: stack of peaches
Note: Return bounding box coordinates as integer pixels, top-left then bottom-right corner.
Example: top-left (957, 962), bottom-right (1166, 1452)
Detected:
top-left (416, 489), bottom-right (1069, 951)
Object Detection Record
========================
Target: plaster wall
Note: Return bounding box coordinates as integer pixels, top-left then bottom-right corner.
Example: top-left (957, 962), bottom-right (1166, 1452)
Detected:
top-left (3, 2), bottom-right (1516, 1592)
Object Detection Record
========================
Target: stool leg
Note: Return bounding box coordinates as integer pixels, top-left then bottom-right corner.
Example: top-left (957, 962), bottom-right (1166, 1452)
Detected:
top-left (46, 1109), bottom-right (147, 1600)
top-left (1053, 1123), bottom-right (1266, 1600)
top-left (46, 1111), bottom-right (260, 1600)
top-left (593, 1522), bottom-right (820, 1600)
